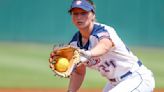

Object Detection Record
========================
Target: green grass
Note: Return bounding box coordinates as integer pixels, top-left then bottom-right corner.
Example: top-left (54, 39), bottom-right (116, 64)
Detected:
top-left (0, 42), bottom-right (164, 89)
top-left (132, 47), bottom-right (164, 88)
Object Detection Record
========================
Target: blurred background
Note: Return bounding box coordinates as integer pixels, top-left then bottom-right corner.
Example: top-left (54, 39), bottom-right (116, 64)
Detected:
top-left (0, 0), bottom-right (164, 90)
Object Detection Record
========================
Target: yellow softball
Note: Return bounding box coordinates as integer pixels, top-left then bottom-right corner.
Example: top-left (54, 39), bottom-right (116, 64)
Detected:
top-left (55, 57), bottom-right (69, 72)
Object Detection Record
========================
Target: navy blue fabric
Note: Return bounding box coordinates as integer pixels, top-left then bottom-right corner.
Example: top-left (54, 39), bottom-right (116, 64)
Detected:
top-left (69, 23), bottom-right (111, 50)
top-left (109, 60), bottom-right (142, 82)
top-left (120, 71), bottom-right (132, 79)
top-left (69, 32), bottom-right (89, 50)
top-left (91, 24), bottom-right (109, 39)
top-left (69, 0), bottom-right (95, 12)
top-left (120, 60), bottom-right (142, 79)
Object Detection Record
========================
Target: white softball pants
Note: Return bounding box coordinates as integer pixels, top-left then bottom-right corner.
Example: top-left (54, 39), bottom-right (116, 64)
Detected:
top-left (103, 65), bottom-right (155, 92)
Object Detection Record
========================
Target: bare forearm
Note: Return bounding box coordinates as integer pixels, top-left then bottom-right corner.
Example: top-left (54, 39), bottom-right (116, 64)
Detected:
top-left (68, 73), bottom-right (84, 92)
top-left (68, 65), bottom-right (86, 92)
top-left (90, 38), bottom-right (113, 57)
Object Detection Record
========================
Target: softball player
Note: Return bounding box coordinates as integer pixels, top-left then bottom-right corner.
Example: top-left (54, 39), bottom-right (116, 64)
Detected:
top-left (67, 0), bottom-right (155, 92)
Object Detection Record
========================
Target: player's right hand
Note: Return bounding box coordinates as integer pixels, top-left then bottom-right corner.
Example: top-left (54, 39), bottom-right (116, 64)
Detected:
top-left (78, 49), bottom-right (92, 63)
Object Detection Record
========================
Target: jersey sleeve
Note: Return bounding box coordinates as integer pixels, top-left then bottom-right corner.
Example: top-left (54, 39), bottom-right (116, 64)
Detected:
top-left (91, 24), bottom-right (115, 47)
top-left (97, 31), bottom-right (111, 40)
top-left (92, 27), bottom-right (111, 41)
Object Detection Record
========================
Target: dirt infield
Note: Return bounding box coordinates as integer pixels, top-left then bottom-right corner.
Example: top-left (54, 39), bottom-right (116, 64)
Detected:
top-left (0, 88), bottom-right (163, 92)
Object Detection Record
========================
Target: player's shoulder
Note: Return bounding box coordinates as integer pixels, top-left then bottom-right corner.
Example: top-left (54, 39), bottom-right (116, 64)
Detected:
top-left (95, 22), bottom-right (115, 30)
top-left (91, 22), bottom-right (116, 37)
top-left (69, 32), bottom-right (80, 44)
top-left (93, 22), bottom-right (115, 34)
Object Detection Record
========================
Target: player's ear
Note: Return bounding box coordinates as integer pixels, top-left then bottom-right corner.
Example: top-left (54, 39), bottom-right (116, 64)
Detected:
top-left (92, 14), bottom-right (96, 21)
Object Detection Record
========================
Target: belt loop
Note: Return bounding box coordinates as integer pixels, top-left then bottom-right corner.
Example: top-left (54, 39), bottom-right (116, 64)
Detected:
top-left (137, 60), bottom-right (142, 67)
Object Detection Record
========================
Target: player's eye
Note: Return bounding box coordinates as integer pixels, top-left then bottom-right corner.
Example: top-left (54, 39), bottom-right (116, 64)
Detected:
top-left (80, 12), bottom-right (88, 16)
top-left (72, 12), bottom-right (88, 17)
top-left (72, 12), bottom-right (79, 16)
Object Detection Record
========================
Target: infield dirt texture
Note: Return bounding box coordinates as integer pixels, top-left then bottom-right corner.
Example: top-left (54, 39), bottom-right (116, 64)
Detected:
top-left (0, 88), bottom-right (163, 92)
